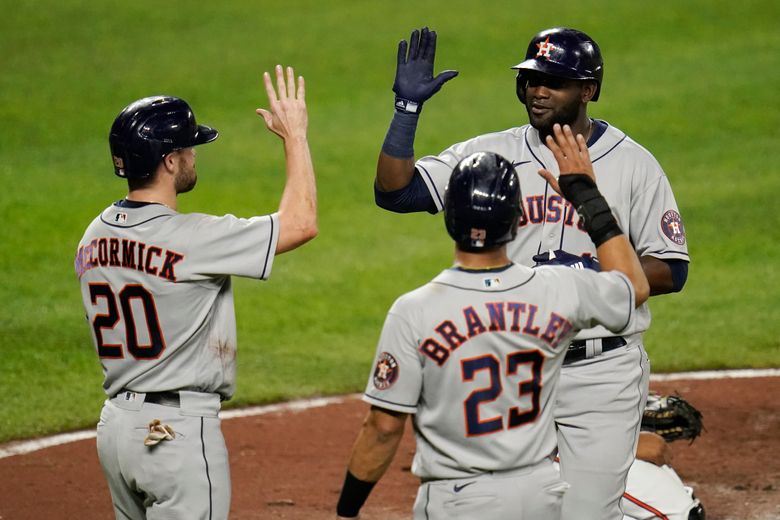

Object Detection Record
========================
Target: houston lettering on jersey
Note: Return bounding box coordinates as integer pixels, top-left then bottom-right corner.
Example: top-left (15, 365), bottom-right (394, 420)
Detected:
top-left (75, 237), bottom-right (184, 281)
top-left (419, 301), bottom-right (573, 366)
top-left (518, 194), bottom-right (586, 231)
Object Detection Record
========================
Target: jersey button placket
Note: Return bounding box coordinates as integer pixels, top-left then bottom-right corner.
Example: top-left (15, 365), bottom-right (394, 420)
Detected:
top-left (542, 223), bottom-right (559, 250)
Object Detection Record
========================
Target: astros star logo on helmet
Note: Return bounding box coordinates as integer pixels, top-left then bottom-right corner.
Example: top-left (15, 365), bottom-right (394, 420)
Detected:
top-left (536, 37), bottom-right (556, 58)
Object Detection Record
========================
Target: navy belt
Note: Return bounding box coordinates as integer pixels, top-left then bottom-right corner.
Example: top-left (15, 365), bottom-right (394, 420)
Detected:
top-left (141, 391), bottom-right (180, 407)
top-left (563, 337), bottom-right (626, 364)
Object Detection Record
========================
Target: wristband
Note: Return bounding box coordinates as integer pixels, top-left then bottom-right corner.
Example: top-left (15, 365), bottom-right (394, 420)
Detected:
top-left (394, 96), bottom-right (422, 114)
top-left (336, 471), bottom-right (376, 517)
top-left (559, 174), bottom-right (623, 247)
top-left (381, 110), bottom-right (420, 159)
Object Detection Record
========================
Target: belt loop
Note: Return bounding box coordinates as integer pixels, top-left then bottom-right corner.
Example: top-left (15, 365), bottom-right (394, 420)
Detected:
top-left (110, 391), bottom-right (145, 411)
top-left (585, 339), bottom-right (595, 359)
top-left (592, 338), bottom-right (603, 357)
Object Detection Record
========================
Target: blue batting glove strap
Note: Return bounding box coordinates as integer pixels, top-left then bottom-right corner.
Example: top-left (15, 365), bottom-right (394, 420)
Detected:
top-left (532, 249), bottom-right (602, 272)
top-left (394, 96), bottom-right (422, 114)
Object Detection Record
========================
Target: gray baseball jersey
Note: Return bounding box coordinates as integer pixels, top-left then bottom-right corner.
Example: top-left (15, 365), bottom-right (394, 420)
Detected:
top-left (414, 121), bottom-right (689, 340)
top-left (75, 201), bottom-right (279, 399)
top-left (363, 263), bottom-right (635, 481)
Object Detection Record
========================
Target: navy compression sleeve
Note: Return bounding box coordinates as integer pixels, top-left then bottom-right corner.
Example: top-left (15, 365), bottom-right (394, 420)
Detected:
top-left (667, 259), bottom-right (689, 292)
top-left (374, 171), bottom-right (436, 214)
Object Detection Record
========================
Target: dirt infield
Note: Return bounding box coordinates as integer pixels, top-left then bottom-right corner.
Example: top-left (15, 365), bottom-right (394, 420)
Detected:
top-left (1, 376), bottom-right (777, 519)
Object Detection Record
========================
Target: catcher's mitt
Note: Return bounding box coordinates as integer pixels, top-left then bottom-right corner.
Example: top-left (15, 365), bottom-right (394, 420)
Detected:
top-left (641, 394), bottom-right (704, 443)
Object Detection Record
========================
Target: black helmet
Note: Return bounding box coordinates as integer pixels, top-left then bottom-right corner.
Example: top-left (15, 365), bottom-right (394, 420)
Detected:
top-left (108, 96), bottom-right (218, 179)
top-left (444, 152), bottom-right (523, 252)
top-left (511, 27), bottom-right (604, 103)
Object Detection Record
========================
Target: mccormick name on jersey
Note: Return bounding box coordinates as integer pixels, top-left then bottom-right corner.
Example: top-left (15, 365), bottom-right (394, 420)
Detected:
top-left (419, 301), bottom-right (573, 366)
top-left (75, 237), bottom-right (184, 281)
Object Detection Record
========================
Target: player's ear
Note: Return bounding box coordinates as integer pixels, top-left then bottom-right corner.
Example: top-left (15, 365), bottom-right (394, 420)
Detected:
top-left (581, 81), bottom-right (597, 103)
top-left (161, 152), bottom-right (178, 173)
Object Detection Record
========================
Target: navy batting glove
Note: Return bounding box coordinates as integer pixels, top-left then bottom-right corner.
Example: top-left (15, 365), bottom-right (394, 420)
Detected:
top-left (393, 27), bottom-right (458, 114)
top-left (532, 249), bottom-right (602, 271)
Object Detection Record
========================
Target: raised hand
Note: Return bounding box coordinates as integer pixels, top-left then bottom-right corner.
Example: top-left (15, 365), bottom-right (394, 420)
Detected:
top-left (256, 64), bottom-right (307, 141)
top-left (537, 123), bottom-right (595, 195)
top-left (392, 27), bottom-right (458, 113)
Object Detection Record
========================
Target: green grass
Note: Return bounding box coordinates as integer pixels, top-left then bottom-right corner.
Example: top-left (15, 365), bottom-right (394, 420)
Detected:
top-left (0, 0), bottom-right (778, 443)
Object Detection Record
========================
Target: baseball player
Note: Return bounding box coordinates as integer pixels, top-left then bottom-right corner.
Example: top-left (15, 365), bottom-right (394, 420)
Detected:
top-left (337, 127), bottom-right (650, 519)
top-left (621, 431), bottom-right (705, 520)
top-left (373, 27), bottom-right (690, 518)
top-left (75, 65), bottom-right (317, 520)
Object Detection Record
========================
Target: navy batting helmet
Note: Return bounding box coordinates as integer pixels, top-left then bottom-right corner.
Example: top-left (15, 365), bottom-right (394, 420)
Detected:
top-left (511, 27), bottom-right (604, 104)
top-left (444, 152), bottom-right (523, 252)
top-left (109, 96), bottom-right (218, 179)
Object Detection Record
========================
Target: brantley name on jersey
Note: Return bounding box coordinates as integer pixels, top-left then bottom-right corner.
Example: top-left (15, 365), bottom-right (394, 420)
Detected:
top-left (75, 237), bottom-right (184, 281)
top-left (419, 301), bottom-right (572, 366)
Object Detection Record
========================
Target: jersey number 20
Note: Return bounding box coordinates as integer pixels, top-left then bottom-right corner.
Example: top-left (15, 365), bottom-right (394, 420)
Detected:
top-left (461, 350), bottom-right (543, 436)
top-left (88, 283), bottom-right (165, 359)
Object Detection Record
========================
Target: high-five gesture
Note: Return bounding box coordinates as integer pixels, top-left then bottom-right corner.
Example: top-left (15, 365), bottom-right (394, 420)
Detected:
top-left (539, 123), bottom-right (648, 306)
top-left (537, 123), bottom-right (596, 195)
top-left (537, 123), bottom-right (615, 244)
top-left (256, 64), bottom-right (317, 254)
top-left (392, 27), bottom-right (458, 113)
top-left (257, 64), bottom-right (308, 141)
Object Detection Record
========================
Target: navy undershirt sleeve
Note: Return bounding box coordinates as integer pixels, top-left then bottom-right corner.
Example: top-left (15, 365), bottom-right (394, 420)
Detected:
top-left (374, 170), bottom-right (437, 214)
top-left (666, 259), bottom-right (689, 292)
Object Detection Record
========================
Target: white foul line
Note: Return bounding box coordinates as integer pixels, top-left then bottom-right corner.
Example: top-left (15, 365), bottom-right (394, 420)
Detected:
top-left (648, 368), bottom-right (780, 381)
top-left (1, 368), bottom-right (777, 460)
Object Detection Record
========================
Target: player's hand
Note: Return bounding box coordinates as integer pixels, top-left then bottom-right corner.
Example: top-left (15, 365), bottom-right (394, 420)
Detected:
top-left (256, 64), bottom-right (308, 141)
top-left (537, 123), bottom-right (595, 195)
top-left (393, 27), bottom-right (458, 112)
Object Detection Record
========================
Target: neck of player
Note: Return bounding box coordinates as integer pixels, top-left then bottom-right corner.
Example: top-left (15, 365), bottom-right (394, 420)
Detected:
top-left (454, 246), bottom-right (511, 270)
top-left (562, 113), bottom-right (593, 143)
top-left (126, 188), bottom-right (178, 211)
top-left (575, 116), bottom-right (593, 142)
top-left (539, 116), bottom-right (592, 146)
